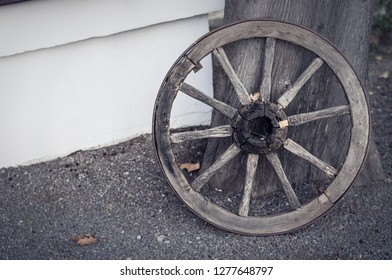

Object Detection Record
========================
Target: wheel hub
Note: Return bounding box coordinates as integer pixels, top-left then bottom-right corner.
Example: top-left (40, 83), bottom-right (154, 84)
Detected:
top-left (232, 100), bottom-right (288, 154)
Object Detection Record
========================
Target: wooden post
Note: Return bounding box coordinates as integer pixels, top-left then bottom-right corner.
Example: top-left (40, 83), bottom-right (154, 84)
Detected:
top-left (202, 0), bottom-right (384, 197)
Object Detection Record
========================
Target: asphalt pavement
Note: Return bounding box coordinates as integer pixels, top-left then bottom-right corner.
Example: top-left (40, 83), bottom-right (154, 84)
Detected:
top-left (0, 128), bottom-right (391, 259)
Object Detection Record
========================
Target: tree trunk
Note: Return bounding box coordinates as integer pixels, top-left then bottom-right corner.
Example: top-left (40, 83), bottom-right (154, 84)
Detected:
top-left (203, 0), bottom-right (385, 197)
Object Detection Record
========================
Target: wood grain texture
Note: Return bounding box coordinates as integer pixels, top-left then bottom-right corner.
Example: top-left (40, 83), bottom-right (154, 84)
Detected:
top-left (266, 152), bottom-right (301, 209)
top-left (213, 47), bottom-right (251, 105)
top-left (277, 57), bottom-right (324, 108)
top-left (284, 138), bottom-right (338, 178)
top-left (238, 153), bottom-right (259, 216)
top-left (170, 125), bottom-right (233, 143)
top-left (192, 144), bottom-right (241, 191)
top-left (259, 37), bottom-right (276, 101)
top-left (288, 105), bottom-right (350, 126)
top-left (180, 82), bottom-right (237, 118)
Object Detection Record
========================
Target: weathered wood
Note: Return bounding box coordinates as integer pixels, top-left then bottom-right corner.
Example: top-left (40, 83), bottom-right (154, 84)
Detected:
top-left (180, 82), bottom-right (236, 118)
top-left (238, 153), bottom-right (259, 216)
top-left (288, 105), bottom-right (350, 126)
top-left (192, 144), bottom-right (241, 191)
top-left (218, 0), bottom-right (384, 190)
top-left (213, 47), bottom-right (250, 105)
top-left (153, 19), bottom-right (371, 235)
top-left (259, 37), bottom-right (276, 101)
top-left (277, 57), bottom-right (324, 109)
top-left (284, 138), bottom-right (337, 178)
top-left (181, 190), bottom-right (333, 235)
top-left (279, 119), bottom-right (289, 128)
top-left (266, 152), bottom-right (301, 209)
top-left (170, 125), bottom-right (233, 143)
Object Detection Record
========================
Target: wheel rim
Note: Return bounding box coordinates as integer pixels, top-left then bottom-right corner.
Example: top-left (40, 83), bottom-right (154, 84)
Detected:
top-left (152, 20), bottom-right (369, 235)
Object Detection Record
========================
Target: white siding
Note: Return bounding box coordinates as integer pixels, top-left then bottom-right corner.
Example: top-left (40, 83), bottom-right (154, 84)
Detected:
top-left (0, 0), bottom-right (225, 167)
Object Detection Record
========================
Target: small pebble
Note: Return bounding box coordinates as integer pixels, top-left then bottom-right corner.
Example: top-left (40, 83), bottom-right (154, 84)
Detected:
top-left (157, 235), bottom-right (165, 243)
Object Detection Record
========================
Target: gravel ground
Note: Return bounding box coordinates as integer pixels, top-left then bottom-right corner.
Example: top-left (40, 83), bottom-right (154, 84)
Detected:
top-left (1, 46), bottom-right (391, 260)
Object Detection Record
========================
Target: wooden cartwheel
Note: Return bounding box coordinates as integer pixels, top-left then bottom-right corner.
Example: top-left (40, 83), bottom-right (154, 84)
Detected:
top-left (152, 20), bottom-right (369, 235)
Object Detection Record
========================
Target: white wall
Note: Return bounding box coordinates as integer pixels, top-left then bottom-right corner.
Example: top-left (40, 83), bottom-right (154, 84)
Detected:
top-left (0, 0), bottom-right (225, 168)
top-left (0, 0), bottom-right (225, 57)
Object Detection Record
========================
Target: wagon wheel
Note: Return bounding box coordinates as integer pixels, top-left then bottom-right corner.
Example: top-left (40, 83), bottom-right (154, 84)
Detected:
top-left (153, 20), bottom-right (369, 235)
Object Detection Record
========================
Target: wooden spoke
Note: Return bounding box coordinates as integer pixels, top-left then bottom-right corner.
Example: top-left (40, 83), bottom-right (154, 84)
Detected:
top-left (213, 47), bottom-right (251, 105)
top-left (170, 125), bottom-right (233, 143)
top-left (238, 154), bottom-right (259, 216)
top-left (277, 57), bottom-right (324, 108)
top-left (180, 83), bottom-right (237, 118)
top-left (266, 152), bottom-right (301, 210)
top-left (259, 37), bottom-right (276, 101)
top-left (192, 144), bottom-right (241, 191)
top-left (288, 105), bottom-right (350, 126)
top-left (284, 138), bottom-right (338, 178)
